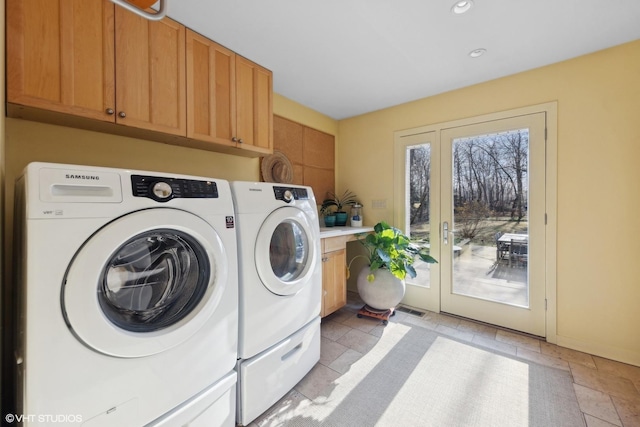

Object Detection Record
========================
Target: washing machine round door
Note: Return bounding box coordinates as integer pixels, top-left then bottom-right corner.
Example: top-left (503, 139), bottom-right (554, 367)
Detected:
top-left (255, 206), bottom-right (318, 296)
top-left (63, 209), bottom-right (228, 358)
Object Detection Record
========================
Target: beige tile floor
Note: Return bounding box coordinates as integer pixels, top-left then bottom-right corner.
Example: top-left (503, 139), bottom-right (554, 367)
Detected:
top-left (251, 292), bottom-right (640, 427)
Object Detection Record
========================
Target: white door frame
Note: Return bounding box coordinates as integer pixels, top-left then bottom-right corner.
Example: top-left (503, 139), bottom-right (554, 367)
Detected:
top-left (393, 102), bottom-right (558, 343)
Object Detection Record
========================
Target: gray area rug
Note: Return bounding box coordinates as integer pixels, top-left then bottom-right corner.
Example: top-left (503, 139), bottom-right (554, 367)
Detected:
top-left (259, 323), bottom-right (585, 426)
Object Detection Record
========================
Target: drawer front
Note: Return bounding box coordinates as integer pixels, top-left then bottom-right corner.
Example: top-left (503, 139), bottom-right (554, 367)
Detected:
top-left (237, 317), bottom-right (321, 425)
top-left (322, 235), bottom-right (349, 253)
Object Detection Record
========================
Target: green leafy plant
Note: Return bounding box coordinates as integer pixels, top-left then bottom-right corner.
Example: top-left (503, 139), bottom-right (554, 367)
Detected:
top-left (319, 204), bottom-right (336, 217)
top-left (321, 189), bottom-right (358, 213)
top-left (348, 221), bottom-right (437, 282)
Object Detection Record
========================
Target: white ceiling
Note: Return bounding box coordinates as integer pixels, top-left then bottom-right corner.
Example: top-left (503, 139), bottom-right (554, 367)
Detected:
top-left (164, 0), bottom-right (640, 120)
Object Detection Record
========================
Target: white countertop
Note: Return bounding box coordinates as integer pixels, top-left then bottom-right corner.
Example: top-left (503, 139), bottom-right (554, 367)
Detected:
top-left (319, 226), bottom-right (373, 239)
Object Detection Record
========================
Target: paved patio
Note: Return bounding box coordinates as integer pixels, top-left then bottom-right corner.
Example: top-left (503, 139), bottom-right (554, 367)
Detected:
top-left (409, 243), bottom-right (529, 307)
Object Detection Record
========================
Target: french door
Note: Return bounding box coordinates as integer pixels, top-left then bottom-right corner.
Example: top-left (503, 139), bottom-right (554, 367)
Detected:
top-left (394, 111), bottom-right (548, 337)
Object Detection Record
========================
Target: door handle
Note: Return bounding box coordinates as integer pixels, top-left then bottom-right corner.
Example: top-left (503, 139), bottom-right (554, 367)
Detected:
top-left (443, 221), bottom-right (449, 245)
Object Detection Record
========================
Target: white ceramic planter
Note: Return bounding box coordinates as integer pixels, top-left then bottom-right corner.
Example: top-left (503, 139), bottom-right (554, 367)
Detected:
top-left (356, 266), bottom-right (405, 311)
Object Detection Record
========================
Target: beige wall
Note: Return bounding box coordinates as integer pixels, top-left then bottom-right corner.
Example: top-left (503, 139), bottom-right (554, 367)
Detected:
top-left (338, 40), bottom-right (640, 365)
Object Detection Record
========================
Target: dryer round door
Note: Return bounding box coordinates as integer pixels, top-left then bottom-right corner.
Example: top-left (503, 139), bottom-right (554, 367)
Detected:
top-left (63, 208), bottom-right (229, 358)
top-left (255, 206), bottom-right (318, 296)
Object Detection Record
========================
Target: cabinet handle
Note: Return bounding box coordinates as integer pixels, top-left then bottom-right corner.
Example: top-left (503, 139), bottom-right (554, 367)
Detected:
top-left (322, 257), bottom-right (329, 262)
top-left (105, 108), bottom-right (114, 115)
top-left (238, 138), bottom-right (243, 144)
top-left (118, 111), bottom-right (126, 118)
top-left (232, 137), bottom-right (238, 142)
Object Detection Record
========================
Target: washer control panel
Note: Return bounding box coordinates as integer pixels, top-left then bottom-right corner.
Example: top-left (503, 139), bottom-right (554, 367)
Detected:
top-left (132, 175), bottom-right (218, 202)
top-left (273, 186), bottom-right (309, 203)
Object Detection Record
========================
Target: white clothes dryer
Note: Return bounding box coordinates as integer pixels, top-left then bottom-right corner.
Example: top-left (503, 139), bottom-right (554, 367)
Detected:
top-left (12, 163), bottom-right (238, 427)
top-left (231, 182), bottom-right (322, 426)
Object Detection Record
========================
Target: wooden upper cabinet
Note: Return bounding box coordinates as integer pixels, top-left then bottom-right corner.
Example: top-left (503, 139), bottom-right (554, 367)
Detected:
top-left (186, 29), bottom-right (236, 147)
top-left (187, 30), bottom-right (273, 154)
top-left (7, 0), bottom-right (271, 156)
top-left (7, 0), bottom-right (116, 121)
top-left (8, 0), bottom-right (186, 135)
top-left (115, 6), bottom-right (186, 136)
top-left (235, 56), bottom-right (273, 154)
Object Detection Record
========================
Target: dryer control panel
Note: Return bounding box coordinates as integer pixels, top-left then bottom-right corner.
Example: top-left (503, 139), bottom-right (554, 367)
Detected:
top-left (273, 186), bottom-right (309, 203)
top-left (132, 175), bottom-right (218, 202)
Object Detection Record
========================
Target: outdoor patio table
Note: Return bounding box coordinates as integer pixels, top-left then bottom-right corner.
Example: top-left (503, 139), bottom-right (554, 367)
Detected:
top-left (498, 233), bottom-right (529, 267)
top-left (498, 233), bottom-right (528, 244)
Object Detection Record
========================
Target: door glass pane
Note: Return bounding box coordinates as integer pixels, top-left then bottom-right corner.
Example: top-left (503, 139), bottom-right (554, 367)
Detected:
top-left (405, 143), bottom-right (432, 288)
top-left (100, 229), bottom-right (210, 332)
top-left (270, 220), bottom-right (309, 282)
top-left (452, 129), bottom-right (529, 307)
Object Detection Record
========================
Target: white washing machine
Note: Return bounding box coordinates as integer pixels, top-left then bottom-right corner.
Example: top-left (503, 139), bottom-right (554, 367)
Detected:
top-left (12, 162), bottom-right (238, 427)
top-left (231, 182), bottom-right (322, 426)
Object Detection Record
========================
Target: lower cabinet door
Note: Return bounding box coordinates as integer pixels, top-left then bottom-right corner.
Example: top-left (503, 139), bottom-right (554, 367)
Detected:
top-left (322, 248), bottom-right (347, 317)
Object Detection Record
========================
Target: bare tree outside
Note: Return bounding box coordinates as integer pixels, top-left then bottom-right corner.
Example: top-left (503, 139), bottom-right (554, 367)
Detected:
top-left (453, 129), bottom-right (528, 223)
top-left (406, 130), bottom-right (528, 246)
top-left (407, 145), bottom-right (431, 240)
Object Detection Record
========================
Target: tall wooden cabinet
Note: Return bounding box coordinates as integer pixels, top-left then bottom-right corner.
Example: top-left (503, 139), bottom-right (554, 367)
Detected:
top-left (7, 0), bottom-right (187, 136)
top-left (273, 116), bottom-right (335, 201)
top-left (186, 30), bottom-right (273, 155)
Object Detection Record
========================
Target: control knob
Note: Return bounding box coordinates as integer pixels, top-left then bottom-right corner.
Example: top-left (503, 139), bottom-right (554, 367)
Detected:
top-left (151, 181), bottom-right (173, 200)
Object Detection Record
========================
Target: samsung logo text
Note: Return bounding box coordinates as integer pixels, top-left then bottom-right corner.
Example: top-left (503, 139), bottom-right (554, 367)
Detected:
top-left (65, 174), bottom-right (100, 180)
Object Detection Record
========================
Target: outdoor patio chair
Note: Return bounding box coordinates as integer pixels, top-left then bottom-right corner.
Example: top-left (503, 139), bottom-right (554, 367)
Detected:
top-left (495, 232), bottom-right (509, 262)
top-left (509, 240), bottom-right (528, 268)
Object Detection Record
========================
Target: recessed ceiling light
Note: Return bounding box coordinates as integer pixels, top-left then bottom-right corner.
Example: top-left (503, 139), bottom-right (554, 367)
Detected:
top-left (451, 0), bottom-right (474, 14)
top-left (469, 48), bottom-right (486, 58)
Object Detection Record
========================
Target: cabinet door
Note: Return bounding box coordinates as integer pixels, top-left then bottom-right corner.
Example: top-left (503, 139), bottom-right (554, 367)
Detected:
top-left (186, 29), bottom-right (236, 147)
top-left (322, 249), bottom-right (347, 317)
top-left (7, 0), bottom-right (116, 121)
top-left (303, 127), bottom-right (335, 203)
top-left (236, 56), bottom-right (273, 154)
top-left (273, 116), bottom-right (304, 185)
top-left (115, 7), bottom-right (186, 135)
